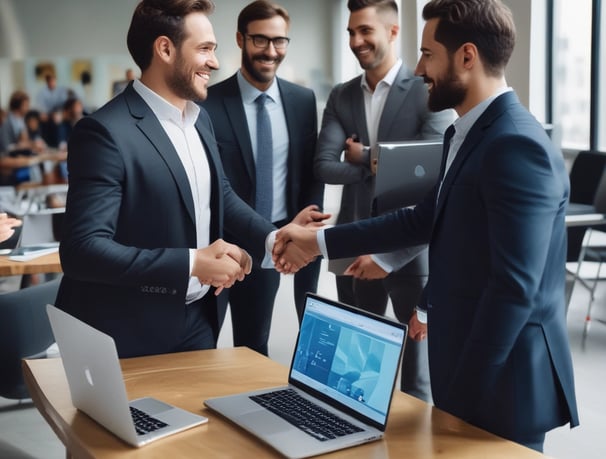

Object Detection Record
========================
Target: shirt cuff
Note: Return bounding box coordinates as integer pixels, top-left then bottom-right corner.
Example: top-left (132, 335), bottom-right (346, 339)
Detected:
top-left (317, 228), bottom-right (329, 259)
top-left (370, 254), bottom-right (394, 273)
top-left (262, 230), bottom-right (277, 268)
top-left (415, 306), bottom-right (427, 324)
top-left (188, 248), bottom-right (196, 275)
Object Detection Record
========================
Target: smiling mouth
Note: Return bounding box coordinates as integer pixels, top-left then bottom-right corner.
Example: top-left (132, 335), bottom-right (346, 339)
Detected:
top-left (196, 72), bottom-right (210, 82)
top-left (355, 47), bottom-right (372, 57)
top-left (256, 58), bottom-right (278, 66)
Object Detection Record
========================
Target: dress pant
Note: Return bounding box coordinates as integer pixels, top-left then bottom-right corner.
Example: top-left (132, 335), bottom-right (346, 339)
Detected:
top-left (174, 295), bottom-right (216, 352)
top-left (228, 258), bottom-right (322, 356)
top-left (336, 254), bottom-right (432, 402)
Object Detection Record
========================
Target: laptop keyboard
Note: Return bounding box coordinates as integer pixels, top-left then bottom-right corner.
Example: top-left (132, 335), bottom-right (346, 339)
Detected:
top-left (249, 388), bottom-right (364, 442)
top-left (130, 406), bottom-right (168, 435)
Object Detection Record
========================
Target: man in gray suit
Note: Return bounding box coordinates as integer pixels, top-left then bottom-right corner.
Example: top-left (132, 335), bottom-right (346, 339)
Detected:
top-left (314, 0), bottom-right (453, 401)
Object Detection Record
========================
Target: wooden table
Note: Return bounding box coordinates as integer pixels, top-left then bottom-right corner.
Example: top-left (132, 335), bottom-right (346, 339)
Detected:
top-left (0, 251), bottom-right (61, 276)
top-left (23, 347), bottom-right (547, 459)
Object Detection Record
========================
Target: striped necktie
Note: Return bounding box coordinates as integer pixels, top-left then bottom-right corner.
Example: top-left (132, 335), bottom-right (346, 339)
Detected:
top-left (255, 93), bottom-right (273, 220)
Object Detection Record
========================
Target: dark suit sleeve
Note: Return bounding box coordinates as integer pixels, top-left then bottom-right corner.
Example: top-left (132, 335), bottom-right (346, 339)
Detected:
top-left (314, 83), bottom-right (370, 185)
top-left (323, 193), bottom-right (435, 258)
top-left (292, 88), bottom-right (324, 211)
top-left (60, 116), bottom-right (189, 290)
top-left (198, 110), bottom-right (276, 262)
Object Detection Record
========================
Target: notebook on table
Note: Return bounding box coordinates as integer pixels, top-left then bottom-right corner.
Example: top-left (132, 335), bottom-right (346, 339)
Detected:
top-left (46, 304), bottom-right (208, 447)
top-left (204, 293), bottom-right (407, 459)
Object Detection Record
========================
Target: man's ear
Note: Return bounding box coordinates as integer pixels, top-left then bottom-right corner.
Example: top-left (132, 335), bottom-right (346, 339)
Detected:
top-left (236, 31), bottom-right (244, 50)
top-left (461, 43), bottom-right (478, 69)
top-left (154, 36), bottom-right (174, 64)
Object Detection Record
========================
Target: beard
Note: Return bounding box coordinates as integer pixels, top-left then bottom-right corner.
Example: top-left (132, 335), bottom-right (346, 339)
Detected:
top-left (242, 49), bottom-right (283, 85)
top-left (167, 52), bottom-right (207, 102)
top-left (426, 61), bottom-right (466, 112)
top-left (353, 43), bottom-right (387, 71)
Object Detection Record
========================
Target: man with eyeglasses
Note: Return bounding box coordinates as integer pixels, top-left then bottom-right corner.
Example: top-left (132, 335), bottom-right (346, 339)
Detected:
top-left (202, 0), bottom-right (325, 356)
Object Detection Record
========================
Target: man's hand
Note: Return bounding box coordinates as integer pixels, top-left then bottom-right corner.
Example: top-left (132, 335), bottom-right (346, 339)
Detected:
top-left (0, 213), bottom-right (21, 243)
top-left (292, 204), bottom-right (331, 228)
top-left (344, 136), bottom-right (366, 164)
top-left (273, 223), bottom-right (321, 274)
top-left (408, 311), bottom-right (427, 342)
top-left (344, 255), bottom-right (388, 280)
top-left (193, 239), bottom-right (251, 295)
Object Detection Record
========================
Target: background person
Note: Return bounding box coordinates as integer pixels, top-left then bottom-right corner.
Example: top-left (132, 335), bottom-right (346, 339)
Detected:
top-left (202, 0), bottom-right (325, 355)
top-left (313, 0), bottom-right (452, 401)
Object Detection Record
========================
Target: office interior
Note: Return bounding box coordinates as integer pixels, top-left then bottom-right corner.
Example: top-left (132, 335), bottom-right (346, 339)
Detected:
top-left (0, 0), bottom-right (605, 458)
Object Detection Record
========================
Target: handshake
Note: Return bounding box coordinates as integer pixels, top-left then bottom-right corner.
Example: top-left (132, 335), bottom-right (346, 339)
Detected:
top-left (192, 205), bottom-right (330, 295)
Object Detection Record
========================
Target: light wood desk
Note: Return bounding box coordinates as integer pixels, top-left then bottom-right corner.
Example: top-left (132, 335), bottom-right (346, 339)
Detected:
top-left (23, 347), bottom-right (547, 459)
top-left (0, 251), bottom-right (61, 276)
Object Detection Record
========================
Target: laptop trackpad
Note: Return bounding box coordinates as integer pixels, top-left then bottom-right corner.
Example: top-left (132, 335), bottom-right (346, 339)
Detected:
top-left (239, 411), bottom-right (291, 436)
top-left (132, 397), bottom-right (173, 416)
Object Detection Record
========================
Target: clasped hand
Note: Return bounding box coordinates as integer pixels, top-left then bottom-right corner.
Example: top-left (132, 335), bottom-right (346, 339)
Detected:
top-left (192, 239), bottom-right (252, 295)
top-left (272, 204), bottom-right (331, 274)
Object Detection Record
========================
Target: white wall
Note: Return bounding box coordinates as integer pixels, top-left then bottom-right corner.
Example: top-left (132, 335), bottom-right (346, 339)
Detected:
top-left (0, 0), bottom-right (545, 119)
top-left (0, 0), bottom-right (334, 109)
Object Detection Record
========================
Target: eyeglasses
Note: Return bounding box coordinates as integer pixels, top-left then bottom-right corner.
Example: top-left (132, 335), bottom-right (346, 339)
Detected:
top-left (245, 34), bottom-right (290, 50)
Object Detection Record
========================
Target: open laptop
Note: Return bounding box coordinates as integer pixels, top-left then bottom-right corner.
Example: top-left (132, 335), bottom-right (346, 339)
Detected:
top-left (0, 211), bottom-right (60, 258)
top-left (46, 304), bottom-right (208, 447)
top-left (204, 293), bottom-right (406, 459)
top-left (371, 140), bottom-right (443, 215)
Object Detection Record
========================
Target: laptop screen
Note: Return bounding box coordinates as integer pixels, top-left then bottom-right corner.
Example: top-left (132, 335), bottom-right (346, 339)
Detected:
top-left (289, 294), bottom-right (406, 429)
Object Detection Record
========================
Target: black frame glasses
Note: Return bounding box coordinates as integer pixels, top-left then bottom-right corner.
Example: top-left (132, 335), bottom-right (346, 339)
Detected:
top-left (245, 34), bottom-right (290, 50)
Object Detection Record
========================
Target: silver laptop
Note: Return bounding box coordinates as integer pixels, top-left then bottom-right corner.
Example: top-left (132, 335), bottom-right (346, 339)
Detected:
top-left (371, 140), bottom-right (443, 215)
top-left (46, 304), bottom-right (208, 447)
top-left (204, 293), bottom-right (406, 459)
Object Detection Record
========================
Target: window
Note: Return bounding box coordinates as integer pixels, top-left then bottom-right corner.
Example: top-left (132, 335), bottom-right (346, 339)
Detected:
top-left (552, 0), bottom-right (592, 150)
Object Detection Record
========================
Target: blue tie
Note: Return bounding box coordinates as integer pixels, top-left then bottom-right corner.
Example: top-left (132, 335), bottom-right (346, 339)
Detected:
top-left (255, 93), bottom-right (273, 220)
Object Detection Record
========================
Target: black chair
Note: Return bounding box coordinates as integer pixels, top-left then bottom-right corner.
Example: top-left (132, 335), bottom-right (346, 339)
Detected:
top-left (566, 151), bottom-right (606, 344)
top-left (0, 278), bottom-right (60, 400)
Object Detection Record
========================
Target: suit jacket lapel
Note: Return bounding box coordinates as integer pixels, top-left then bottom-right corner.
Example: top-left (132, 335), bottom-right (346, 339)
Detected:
top-left (349, 76), bottom-right (369, 141)
top-left (434, 91), bottom-right (519, 218)
top-left (378, 66), bottom-right (416, 138)
top-left (222, 74), bottom-right (256, 183)
top-left (125, 85), bottom-right (196, 226)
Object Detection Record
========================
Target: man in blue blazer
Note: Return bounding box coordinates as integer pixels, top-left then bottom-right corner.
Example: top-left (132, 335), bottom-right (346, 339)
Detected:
top-left (201, 1), bottom-right (325, 355)
top-left (56, 0), bottom-right (283, 359)
top-left (274, 0), bottom-right (579, 451)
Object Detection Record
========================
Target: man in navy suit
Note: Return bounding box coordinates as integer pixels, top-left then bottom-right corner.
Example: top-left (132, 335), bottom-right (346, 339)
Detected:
top-left (274, 0), bottom-right (579, 451)
top-left (202, 1), bottom-right (325, 355)
top-left (56, 0), bottom-right (312, 359)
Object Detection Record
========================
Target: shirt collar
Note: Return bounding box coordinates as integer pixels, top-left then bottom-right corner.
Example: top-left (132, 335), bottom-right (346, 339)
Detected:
top-left (361, 58), bottom-right (403, 93)
top-left (452, 86), bottom-right (513, 141)
top-left (132, 79), bottom-right (200, 127)
top-left (237, 70), bottom-right (280, 104)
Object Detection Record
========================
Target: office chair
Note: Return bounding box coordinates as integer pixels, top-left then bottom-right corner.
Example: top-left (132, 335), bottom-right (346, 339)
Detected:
top-left (566, 150), bottom-right (606, 344)
top-left (0, 278), bottom-right (61, 400)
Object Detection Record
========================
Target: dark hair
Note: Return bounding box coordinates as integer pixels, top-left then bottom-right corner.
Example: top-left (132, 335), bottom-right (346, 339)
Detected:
top-left (9, 91), bottom-right (29, 111)
top-left (24, 110), bottom-right (41, 123)
top-left (347, 0), bottom-right (398, 15)
top-left (62, 97), bottom-right (81, 113)
top-left (422, 0), bottom-right (515, 77)
top-left (127, 0), bottom-right (215, 71)
top-left (237, 0), bottom-right (290, 35)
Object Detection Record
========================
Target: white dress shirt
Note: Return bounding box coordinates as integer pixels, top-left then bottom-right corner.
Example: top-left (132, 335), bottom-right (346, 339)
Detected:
top-left (133, 79), bottom-right (212, 303)
top-left (237, 71), bottom-right (289, 223)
